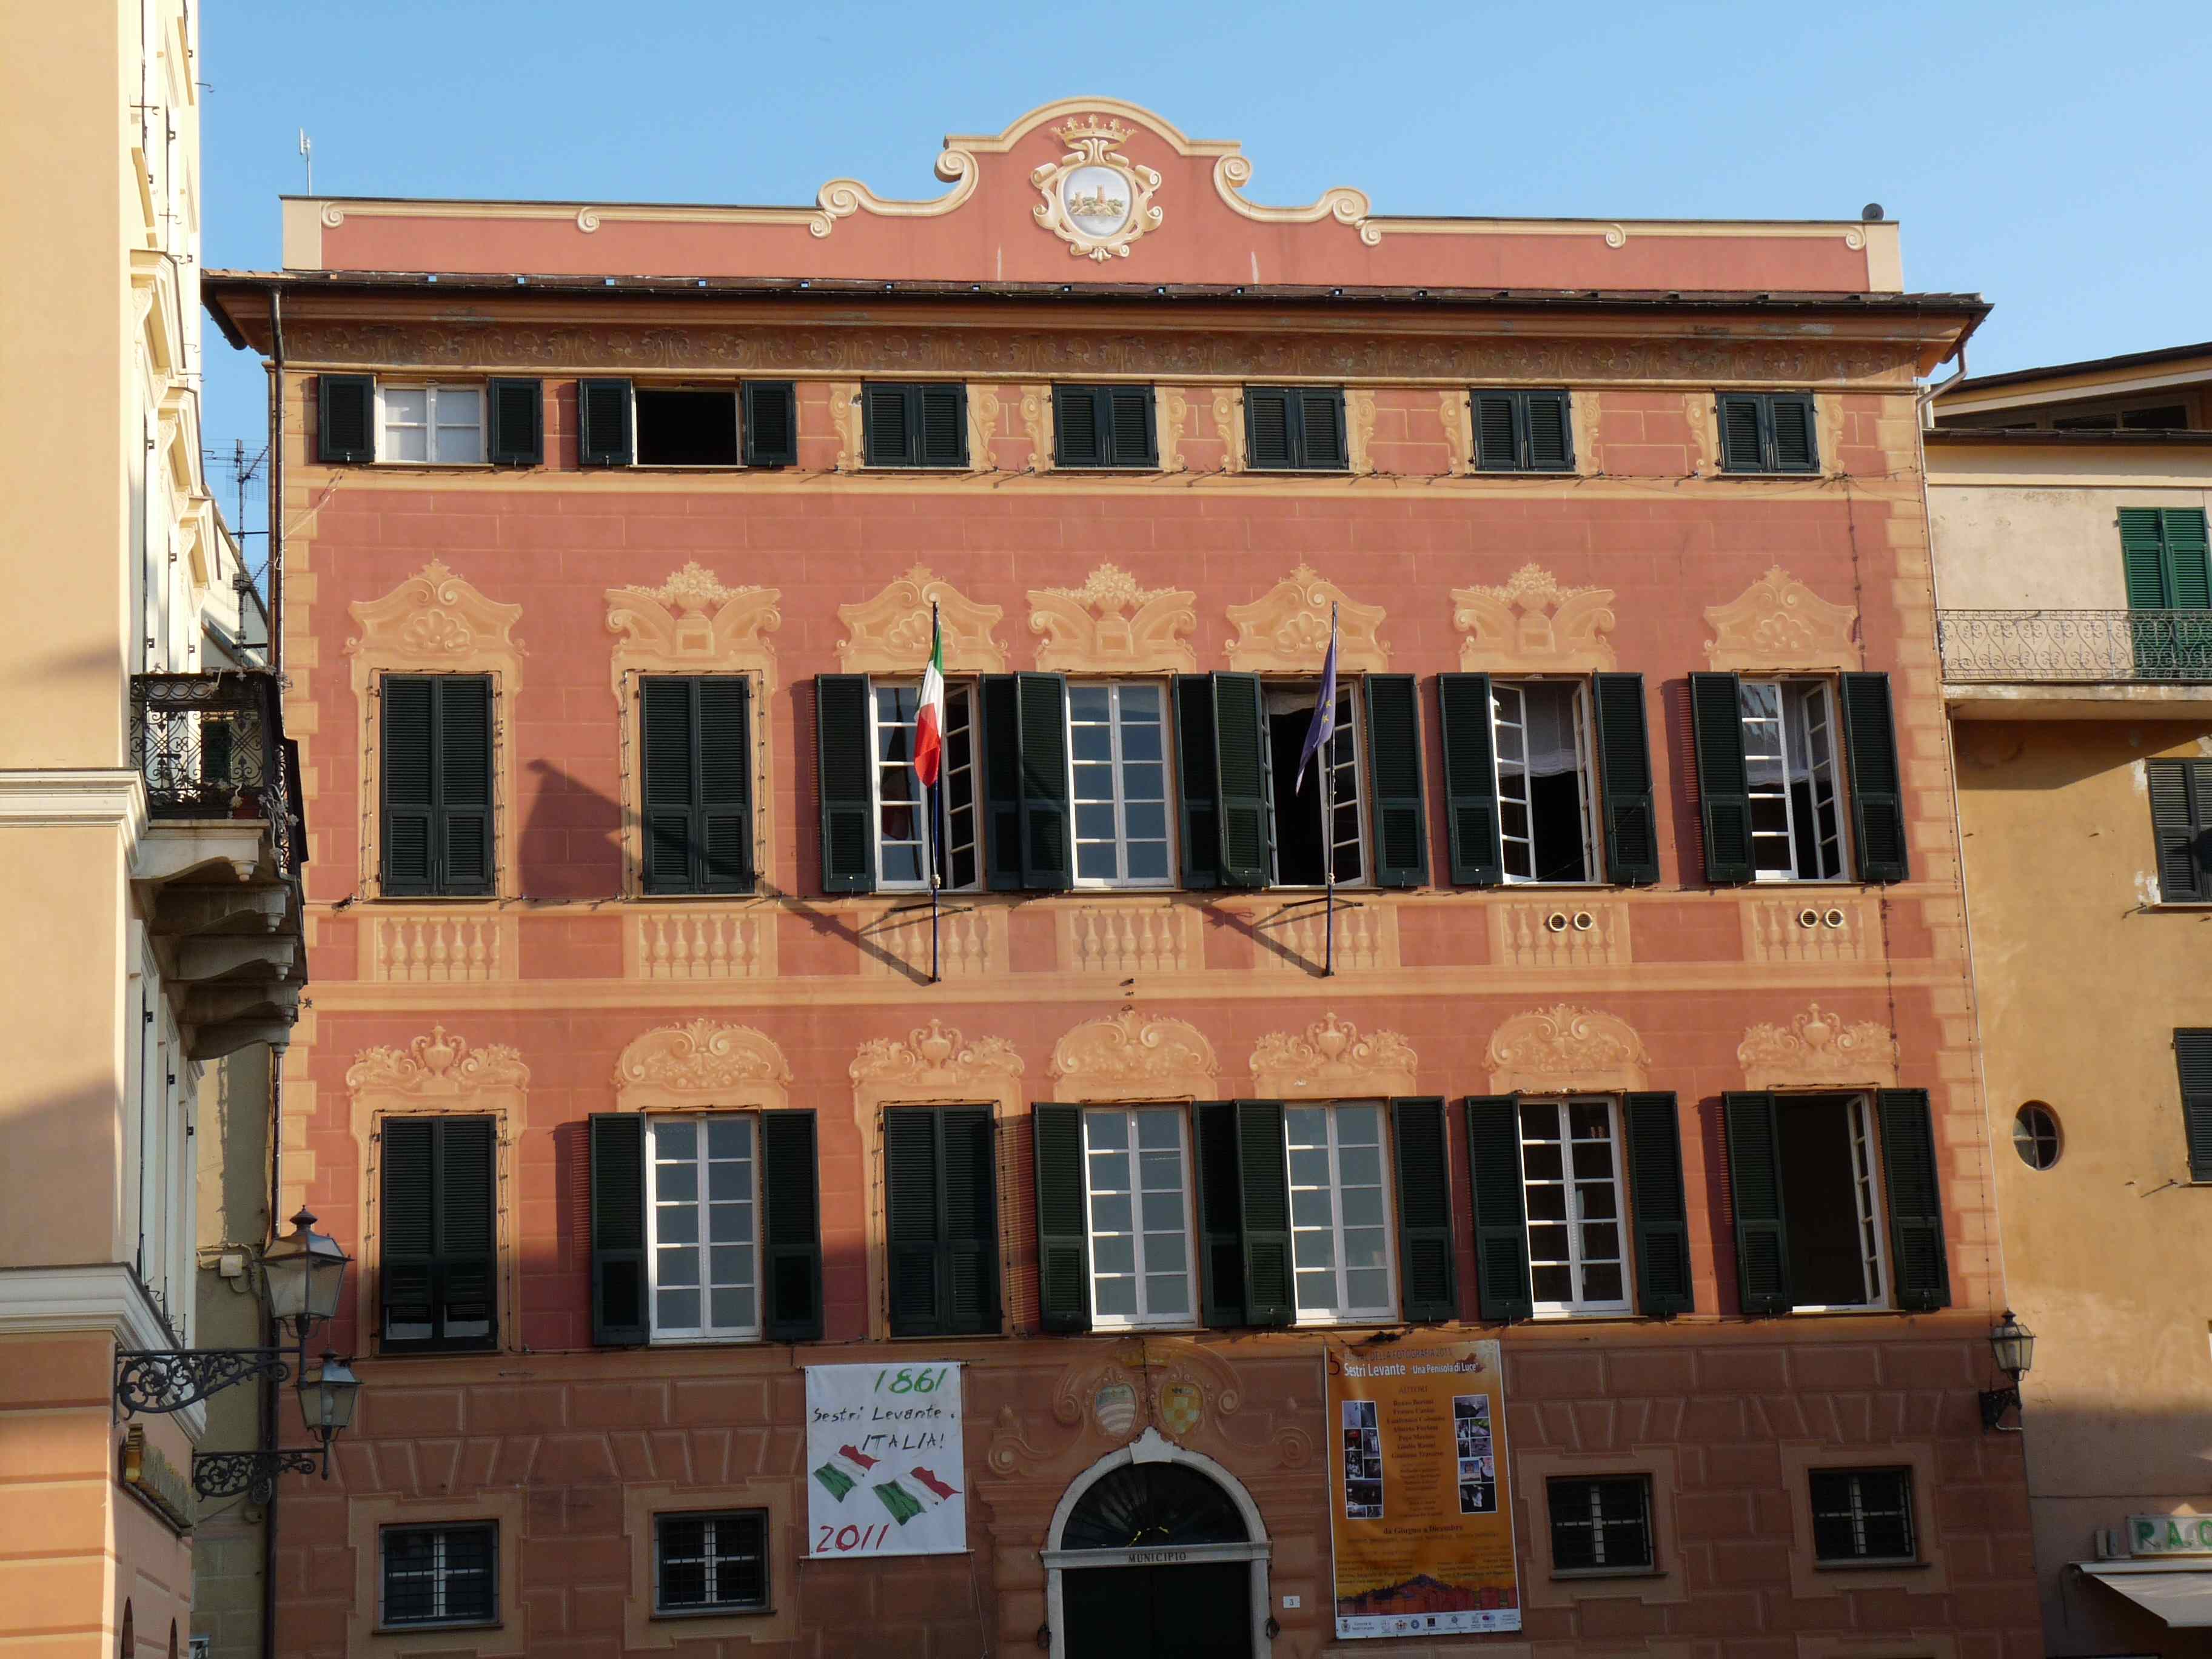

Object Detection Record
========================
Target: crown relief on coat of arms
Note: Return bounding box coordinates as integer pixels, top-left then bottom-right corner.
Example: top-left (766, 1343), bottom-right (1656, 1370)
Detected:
top-left (1033, 114), bottom-right (1163, 261)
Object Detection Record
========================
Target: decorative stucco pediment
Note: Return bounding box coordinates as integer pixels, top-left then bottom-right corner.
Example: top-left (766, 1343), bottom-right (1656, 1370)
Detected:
top-left (837, 565), bottom-right (1007, 674)
top-left (1249, 1013), bottom-right (1417, 1099)
top-left (1030, 563), bottom-right (1198, 674)
top-left (1225, 566), bottom-right (1388, 673)
top-left (1736, 1003), bottom-right (1896, 1090)
top-left (346, 1025), bottom-right (529, 1098)
top-left (1048, 1011), bottom-right (1217, 1101)
top-left (1453, 563), bottom-right (1617, 673)
top-left (346, 561), bottom-right (525, 691)
top-left (614, 1019), bottom-right (793, 1110)
top-left (1486, 1005), bottom-right (1649, 1095)
top-left (1703, 565), bottom-right (1858, 672)
top-left (850, 1020), bottom-right (1025, 1089)
top-left (605, 563), bottom-right (782, 689)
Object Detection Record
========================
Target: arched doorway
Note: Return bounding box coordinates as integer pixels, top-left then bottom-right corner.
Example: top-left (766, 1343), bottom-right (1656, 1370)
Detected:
top-left (1042, 1430), bottom-right (1270, 1659)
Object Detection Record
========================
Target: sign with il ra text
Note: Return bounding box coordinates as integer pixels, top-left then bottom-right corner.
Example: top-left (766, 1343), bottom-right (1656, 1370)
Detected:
top-left (2131, 1514), bottom-right (2212, 1557)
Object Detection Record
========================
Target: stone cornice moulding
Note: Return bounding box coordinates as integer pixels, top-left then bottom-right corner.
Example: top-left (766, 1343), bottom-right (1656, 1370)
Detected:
top-left (1703, 565), bottom-right (1860, 672)
top-left (346, 1024), bottom-right (531, 1098)
top-left (1030, 563), bottom-right (1198, 674)
top-left (1453, 563), bottom-right (1618, 673)
top-left (1487, 1005), bottom-right (1650, 1095)
top-left (1249, 1013), bottom-right (1418, 1100)
top-left (614, 1019), bottom-right (794, 1111)
top-left (605, 562), bottom-right (783, 692)
top-left (850, 1020), bottom-right (1025, 1095)
top-left (1737, 1003), bottom-right (1897, 1090)
top-left (1048, 1010), bottom-right (1218, 1102)
top-left (838, 565), bottom-right (1007, 674)
top-left (0, 1262), bottom-right (184, 1359)
top-left (1227, 566), bottom-right (1389, 673)
top-left (0, 769), bottom-right (148, 849)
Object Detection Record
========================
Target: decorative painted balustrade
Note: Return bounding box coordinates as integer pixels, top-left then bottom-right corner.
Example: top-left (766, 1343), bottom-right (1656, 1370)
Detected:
top-left (627, 910), bottom-right (776, 980)
top-left (1490, 899), bottom-right (1630, 969)
top-left (1059, 902), bottom-right (1202, 975)
top-left (365, 911), bottom-right (518, 982)
top-left (1742, 897), bottom-right (1866, 964)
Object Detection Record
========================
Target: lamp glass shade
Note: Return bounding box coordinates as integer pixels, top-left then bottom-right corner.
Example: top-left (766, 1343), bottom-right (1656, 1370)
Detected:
top-left (263, 1209), bottom-right (351, 1326)
top-left (1989, 1313), bottom-right (2035, 1379)
top-left (297, 1355), bottom-right (361, 1439)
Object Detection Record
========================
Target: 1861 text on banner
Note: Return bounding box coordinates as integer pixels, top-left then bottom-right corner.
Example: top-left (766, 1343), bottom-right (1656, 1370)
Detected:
top-left (805, 1362), bottom-right (967, 1558)
top-left (1326, 1335), bottom-right (1520, 1637)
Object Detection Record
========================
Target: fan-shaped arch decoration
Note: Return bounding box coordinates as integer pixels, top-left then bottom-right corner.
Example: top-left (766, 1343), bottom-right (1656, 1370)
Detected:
top-left (1059, 1461), bottom-right (1250, 1551)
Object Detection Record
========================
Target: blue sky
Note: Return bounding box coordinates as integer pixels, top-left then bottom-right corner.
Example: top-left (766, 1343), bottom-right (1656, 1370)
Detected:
top-left (198, 0), bottom-right (2211, 545)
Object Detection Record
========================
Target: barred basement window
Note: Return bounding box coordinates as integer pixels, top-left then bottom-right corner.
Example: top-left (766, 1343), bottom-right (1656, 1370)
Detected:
top-left (1547, 1476), bottom-right (1654, 1572)
top-left (380, 1524), bottom-right (497, 1627)
top-left (1809, 1467), bottom-right (1916, 1564)
top-left (654, 1511), bottom-right (769, 1614)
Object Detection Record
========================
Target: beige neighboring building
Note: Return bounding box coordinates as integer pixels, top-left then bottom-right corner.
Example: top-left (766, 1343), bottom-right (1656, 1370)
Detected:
top-left (0, 7), bottom-right (302, 1659)
top-left (1931, 345), bottom-right (2212, 1654)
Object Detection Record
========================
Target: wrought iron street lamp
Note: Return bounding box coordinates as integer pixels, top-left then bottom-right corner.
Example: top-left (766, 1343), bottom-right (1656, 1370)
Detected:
top-left (1979, 1309), bottom-right (2036, 1432)
top-left (191, 1352), bottom-right (363, 1503)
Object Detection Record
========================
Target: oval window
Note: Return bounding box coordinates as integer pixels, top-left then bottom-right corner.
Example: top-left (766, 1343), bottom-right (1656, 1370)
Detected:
top-left (2013, 1103), bottom-right (2062, 1170)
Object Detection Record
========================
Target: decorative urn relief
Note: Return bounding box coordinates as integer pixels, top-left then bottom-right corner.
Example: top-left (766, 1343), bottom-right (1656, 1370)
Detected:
top-left (1737, 1001), bottom-right (1896, 1088)
top-left (1032, 115), bottom-right (1162, 261)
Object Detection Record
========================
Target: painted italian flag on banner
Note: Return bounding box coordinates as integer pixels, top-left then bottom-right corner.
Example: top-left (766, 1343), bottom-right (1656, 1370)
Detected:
top-left (913, 611), bottom-right (945, 789)
top-left (812, 1443), bottom-right (882, 1503)
top-left (874, 1465), bottom-right (961, 1525)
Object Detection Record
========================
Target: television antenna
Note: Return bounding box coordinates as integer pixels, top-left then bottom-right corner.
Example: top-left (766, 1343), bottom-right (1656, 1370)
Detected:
top-left (298, 129), bottom-right (312, 195)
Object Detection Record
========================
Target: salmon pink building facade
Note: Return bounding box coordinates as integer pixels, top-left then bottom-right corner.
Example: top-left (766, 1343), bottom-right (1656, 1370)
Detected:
top-left (204, 99), bottom-right (2036, 1658)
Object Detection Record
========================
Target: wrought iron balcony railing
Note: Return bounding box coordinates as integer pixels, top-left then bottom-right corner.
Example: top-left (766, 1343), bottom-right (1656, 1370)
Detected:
top-left (129, 671), bottom-right (301, 876)
top-left (1936, 609), bottom-right (2212, 685)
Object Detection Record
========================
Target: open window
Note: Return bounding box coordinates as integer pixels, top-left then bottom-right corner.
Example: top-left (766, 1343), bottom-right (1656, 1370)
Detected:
top-left (635, 387), bottom-right (739, 467)
top-left (1740, 679), bottom-right (1846, 881)
top-left (577, 378), bottom-right (796, 468)
top-left (870, 680), bottom-right (980, 893)
top-left (1493, 681), bottom-right (1601, 883)
top-left (1264, 680), bottom-right (1365, 887)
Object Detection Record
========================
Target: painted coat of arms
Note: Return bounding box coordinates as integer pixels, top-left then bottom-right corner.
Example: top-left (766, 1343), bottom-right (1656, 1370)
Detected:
top-left (1032, 115), bottom-right (1162, 261)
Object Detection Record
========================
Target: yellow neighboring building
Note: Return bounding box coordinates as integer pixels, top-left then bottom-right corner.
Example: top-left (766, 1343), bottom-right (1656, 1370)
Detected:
top-left (1931, 346), bottom-right (2212, 1654)
top-left (0, 6), bottom-right (301, 1659)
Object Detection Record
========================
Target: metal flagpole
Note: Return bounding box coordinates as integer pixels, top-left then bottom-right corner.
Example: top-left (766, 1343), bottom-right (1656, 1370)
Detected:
top-left (928, 602), bottom-right (942, 986)
top-left (1322, 602), bottom-right (1338, 977)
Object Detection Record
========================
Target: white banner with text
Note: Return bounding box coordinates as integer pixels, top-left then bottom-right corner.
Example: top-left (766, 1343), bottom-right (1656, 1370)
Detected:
top-left (805, 1361), bottom-right (966, 1558)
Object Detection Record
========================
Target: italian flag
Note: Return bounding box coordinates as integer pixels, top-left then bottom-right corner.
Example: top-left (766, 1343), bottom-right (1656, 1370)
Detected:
top-left (812, 1443), bottom-right (882, 1503)
top-left (913, 609), bottom-right (945, 789)
top-left (873, 1464), bottom-right (960, 1526)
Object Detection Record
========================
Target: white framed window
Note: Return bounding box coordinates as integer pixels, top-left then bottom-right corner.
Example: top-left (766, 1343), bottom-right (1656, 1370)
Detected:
top-left (1777, 1093), bottom-right (1891, 1312)
top-left (1068, 682), bottom-right (1174, 886)
top-left (868, 680), bottom-right (979, 893)
top-left (1285, 1102), bottom-right (1395, 1322)
top-left (1741, 679), bottom-right (1847, 881)
top-left (379, 384), bottom-right (485, 465)
top-left (1493, 680), bottom-right (1601, 883)
top-left (646, 1115), bottom-right (760, 1341)
top-left (1518, 1098), bottom-right (1632, 1315)
top-left (1264, 680), bottom-right (1367, 888)
top-left (1081, 1107), bottom-right (1195, 1326)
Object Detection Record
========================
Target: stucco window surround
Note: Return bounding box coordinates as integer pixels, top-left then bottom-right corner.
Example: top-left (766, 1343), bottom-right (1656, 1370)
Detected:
top-left (1517, 1446), bottom-right (1684, 1608)
top-left (346, 1492), bottom-right (525, 1657)
top-left (620, 1482), bottom-right (796, 1649)
top-left (605, 564), bottom-right (783, 896)
top-left (1779, 1440), bottom-right (1947, 1600)
top-left (848, 1021), bottom-right (1025, 1341)
top-left (346, 563), bottom-right (525, 902)
top-left (345, 1028), bottom-right (528, 1356)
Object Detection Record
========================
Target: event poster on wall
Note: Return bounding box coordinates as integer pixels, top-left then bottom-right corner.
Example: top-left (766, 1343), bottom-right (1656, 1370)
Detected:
top-left (1325, 1336), bottom-right (1520, 1638)
top-left (804, 1361), bottom-right (966, 1559)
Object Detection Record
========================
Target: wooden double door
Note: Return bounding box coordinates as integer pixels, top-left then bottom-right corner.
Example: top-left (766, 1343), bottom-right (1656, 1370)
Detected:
top-left (1061, 1560), bottom-right (1249, 1658)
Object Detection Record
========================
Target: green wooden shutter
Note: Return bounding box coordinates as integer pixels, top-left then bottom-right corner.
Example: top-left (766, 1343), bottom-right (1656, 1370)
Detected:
top-left (1016, 672), bottom-right (1072, 891)
top-left (1390, 1098), bottom-right (1457, 1322)
top-left (761, 1110), bottom-right (823, 1342)
top-left (1840, 673), bottom-right (1909, 883)
top-left (1525, 392), bottom-right (1574, 471)
top-left (1364, 674), bottom-right (1429, 888)
top-left (863, 384), bottom-right (911, 466)
top-left (435, 677), bottom-right (495, 897)
top-left (1592, 672), bottom-right (1658, 885)
top-left (1624, 1093), bottom-right (1692, 1318)
top-left (2121, 508), bottom-right (2176, 609)
top-left (1723, 1091), bottom-right (1791, 1315)
top-left (696, 678), bottom-right (753, 893)
top-left (1299, 389), bottom-right (1347, 469)
top-left (883, 1107), bottom-right (942, 1336)
top-left (1717, 394), bottom-right (1764, 472)
top-left (814, 674), bottom-right (875, 894)
top-left (381, 677), bottom-right (437, 896)
top-left (2149, 761), bottom-right (2211, 902)
top-left (1235, 1101), bottom-right (1294, 1326)
top-left (318, 374), bottom-right (375, 463)
top-left (1033, 1104), bottom-right (1090, 1333)
top-left (1245, 389), bottom-right (1294, 469)
top-left (742, 381), bottom-right (797, 467)
top-left (941, 1107), bottom-right (1000, 1335)
top-left (980, 675), bottom-right (1025, 891)
top-left (435, 1116), bottom-right (498, 1347)
top-left (2178, 1030), bottom-right (2212, 1182)
top-left (1691, 672), bottom-right (1754, 883)
top-left (1437, 673), bottom-right (1503, 886)
top-left (920, 385), bottom-right (968, 468)
top-left (1108, 387), bottom-right (1156, 467)
top-left (1770, 394), bottom-right (1818, 472)
top-left (1173, 676), bottom-right (1223, 890)
top-left (1464, 1096), bottom-right (1531, 1323)
top-left (486, 379), bottom-right (543, 467)
top-left (578, 378), bottom-right (633, 466)
top-left (379, 1117), bottom-right (436, 1345)
top-left (1211, 672), bottom-right (1273, 888)
top-left (1472, 393), bottom-right (1518, 471)
top-left (588, 1113), bottom-right (647, 1346)
top-left (1054, 386), bottom-right (1105, 467)
top-left (640, 678), bottom-right (697, 894)
top-left (1875, 1089), bottom-right (1949, 1310)
top-left (2163, 509), bottom-right (2212, 608)
top-left (1192, 1102), bottom-right (1246, 1327)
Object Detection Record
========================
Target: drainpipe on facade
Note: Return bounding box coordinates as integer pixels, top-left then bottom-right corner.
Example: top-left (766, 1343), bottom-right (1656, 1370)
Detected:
top-left (260, 1047), bottom-right (283, 1659)
top-left (266, 287), bottom-right (284, 679)
top-left (1918, 343), bottom-right (1968, 431)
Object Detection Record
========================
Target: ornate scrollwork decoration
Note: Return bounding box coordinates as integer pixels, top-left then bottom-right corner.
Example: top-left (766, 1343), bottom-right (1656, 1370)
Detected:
top-left (191, 1448), bottom-right (322, 1504)
top-left (115, 1348), bottom-right (290, 1416)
